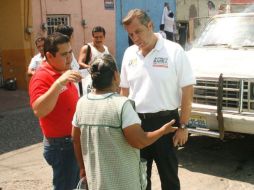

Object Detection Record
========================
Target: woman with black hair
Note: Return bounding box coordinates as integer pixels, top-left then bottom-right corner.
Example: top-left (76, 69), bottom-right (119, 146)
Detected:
top-left (72, 54), bottom-right (176, 190)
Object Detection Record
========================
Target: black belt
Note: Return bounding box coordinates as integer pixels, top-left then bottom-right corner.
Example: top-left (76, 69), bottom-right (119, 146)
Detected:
top-left (43, 136), bottom-right (72, 144)
top-left (138, 109), bottom-right (177, 119)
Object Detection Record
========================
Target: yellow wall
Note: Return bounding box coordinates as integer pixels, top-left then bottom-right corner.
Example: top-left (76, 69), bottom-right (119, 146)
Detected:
top-left (0, 0), bottom-right (33, 90)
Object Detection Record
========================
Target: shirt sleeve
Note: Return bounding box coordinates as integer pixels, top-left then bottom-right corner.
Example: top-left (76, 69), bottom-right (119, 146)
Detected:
top-left (72, 99), bottom-right (81, 127)
top-left (122, 100), bottom-right (141, 129)
top-left (161, 7), bottom-right (168, 24)
top-left (29, 77), bottom-right (50, 106)
top-left (28, 57), bottom-right (37, 69)
top-left (163, 8), bottom-right (169, 20)
top-left (119, 50), bottom-right (129, 88)
top-left (72, 111), bottom-right (79, 127)
top-left (176, 47), bottom-right (196, 87)
top-left (71, 53), bottom-right (80, 71)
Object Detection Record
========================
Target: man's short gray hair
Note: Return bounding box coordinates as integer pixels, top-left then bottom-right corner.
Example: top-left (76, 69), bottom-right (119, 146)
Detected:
top-left (122, 9), bottom-right (151, 27)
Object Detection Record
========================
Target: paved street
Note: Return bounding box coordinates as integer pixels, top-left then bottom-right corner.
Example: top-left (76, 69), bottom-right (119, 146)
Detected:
top-left (0, 89), bottom-right (161, 189)
top-left (0, 89), bottom-right (50, 189)
top-left (0, 89), bottom-right (254, 190)
top-left (0, 89), bottom-right (42, 154)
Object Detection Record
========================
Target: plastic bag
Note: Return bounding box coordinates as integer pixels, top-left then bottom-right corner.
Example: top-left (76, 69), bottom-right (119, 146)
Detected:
top-left (73, 177), bottom-right (89, 190)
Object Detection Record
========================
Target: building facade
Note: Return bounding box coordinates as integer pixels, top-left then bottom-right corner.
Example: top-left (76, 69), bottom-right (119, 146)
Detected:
top-left (0, 0), bottom-right (115, 90)
top-left (1, 0), bottom-right (251, 90)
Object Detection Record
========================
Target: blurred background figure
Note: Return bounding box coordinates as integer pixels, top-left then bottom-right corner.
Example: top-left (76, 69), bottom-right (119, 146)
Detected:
top-left (27, 37), bottom-right (45, 76)
top-left (161, 2), bottom-right (171, 29)
top-left (78, 26), bottom-right (110, 69)
top-left (165, 11), bottom-right (175, 41)
top-left (158, 24), bottom-right (167, 39)
top-left (78, 26), bottom-right (110, 95)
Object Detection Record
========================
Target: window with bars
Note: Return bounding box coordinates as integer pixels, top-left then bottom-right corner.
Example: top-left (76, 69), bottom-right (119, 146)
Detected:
top-left (46, 15), bottom-right (70, 35)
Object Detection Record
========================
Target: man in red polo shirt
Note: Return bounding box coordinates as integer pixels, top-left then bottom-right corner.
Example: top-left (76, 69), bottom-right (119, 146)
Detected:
top-left (29, 32), bottom-right (82, 190)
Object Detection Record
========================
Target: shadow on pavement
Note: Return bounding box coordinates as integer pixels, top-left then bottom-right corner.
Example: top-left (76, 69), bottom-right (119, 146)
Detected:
top-left (0, 88), bottom-right (43, 154)
top-left (0, 88), bottom-right (29, 112)
top-left (178, 134), bottom-right (254, 185)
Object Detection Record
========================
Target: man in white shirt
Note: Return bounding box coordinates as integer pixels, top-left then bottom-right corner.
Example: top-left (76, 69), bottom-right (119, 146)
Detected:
top-left (164, 11), bottom-right (175, 41)
top-left (78, 26), bottom-right (110, 95)
top-left (161, 2), bottom-right (170, 26)
top-left (120, 9), bottom-right (196, 190)
top-left (161, 3), bottom-right (175, 41)
top-left (27, 37), bottom-right (45, 76)
top-left (78, 26), bottom-right (109, 69)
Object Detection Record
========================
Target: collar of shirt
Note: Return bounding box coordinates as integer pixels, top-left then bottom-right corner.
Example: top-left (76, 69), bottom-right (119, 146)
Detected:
top-left (136, 33), bottom-right (164, 57)
top-left (39, 53), bottom-right (44, 59)
top-left (40, 61), bottom-right (62, 77)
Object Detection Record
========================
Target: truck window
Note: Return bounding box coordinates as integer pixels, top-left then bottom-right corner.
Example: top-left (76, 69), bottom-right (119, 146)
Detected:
top-left (195, 16), bottom-right (254, 48)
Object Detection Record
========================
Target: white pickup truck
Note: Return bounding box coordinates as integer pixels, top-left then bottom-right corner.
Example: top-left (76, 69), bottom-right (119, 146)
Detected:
top-left (186, 13), bottom-right (254, 139)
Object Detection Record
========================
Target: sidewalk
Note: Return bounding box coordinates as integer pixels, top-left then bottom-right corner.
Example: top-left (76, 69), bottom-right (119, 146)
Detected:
top-left (0, 143), bottom-right (51, 190)
top-left (0, 89), bottom-right (161, 190)
top-left (0, 89), bottom-right (52, 189)
top-left (2, 88), bottom-right (254, 190)
top-left (0, 142), bottom-right (162, 190)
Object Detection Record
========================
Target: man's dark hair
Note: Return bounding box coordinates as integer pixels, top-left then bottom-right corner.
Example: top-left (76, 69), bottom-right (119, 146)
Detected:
top-left (55, 24), bottom-right (74, 38)
top-left (160, 24), bottom-right (165, 31)
top-left (92, 26), bottom-right (106, 37)
top-left (44, 32), bottom-right (70, 57)
top-left (89, 54), bottom-right (117, 90)
top-left (168, 12), bottom-right (174, 18)
top-left (35, 36), bottom-right (45, 46)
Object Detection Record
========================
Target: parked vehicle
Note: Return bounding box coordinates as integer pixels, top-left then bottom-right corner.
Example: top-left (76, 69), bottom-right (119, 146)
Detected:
top-left (186, 13), bottom-right (254, 139)
top-left (175, 0), bottom-right (254, 47)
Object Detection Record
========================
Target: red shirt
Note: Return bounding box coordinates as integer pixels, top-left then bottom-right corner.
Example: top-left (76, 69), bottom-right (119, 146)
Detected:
top-left (29, 62), bottom-right (78, 138)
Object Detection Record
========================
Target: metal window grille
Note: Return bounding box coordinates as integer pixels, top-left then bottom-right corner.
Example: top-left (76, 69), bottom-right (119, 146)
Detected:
top-left (46, 15), bottom-right (70, 35)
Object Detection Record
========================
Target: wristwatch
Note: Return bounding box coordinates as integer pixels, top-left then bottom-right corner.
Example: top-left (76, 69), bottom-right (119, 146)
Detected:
top-left (179, 124), bottom-right (187, 129)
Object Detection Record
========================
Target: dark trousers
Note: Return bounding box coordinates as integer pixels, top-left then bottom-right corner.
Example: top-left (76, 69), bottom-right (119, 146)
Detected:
top-left (140, 110), bottom-right (180, 190)
top-left (165, 31), bottom-right (174, 41)
top-left (43, 137), bottom-right (80, 190)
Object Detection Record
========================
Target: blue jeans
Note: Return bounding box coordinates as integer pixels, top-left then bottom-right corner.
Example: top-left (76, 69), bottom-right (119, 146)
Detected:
top-left (43, 137), bottom-right (79, 190)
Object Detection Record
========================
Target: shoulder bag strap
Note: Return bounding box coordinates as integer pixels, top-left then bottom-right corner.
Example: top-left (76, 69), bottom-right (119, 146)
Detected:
top-left (78, 44), bottom-right (91, 97)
